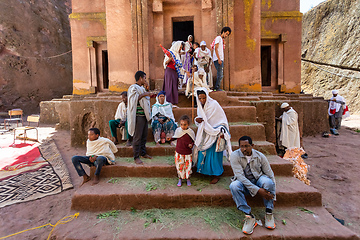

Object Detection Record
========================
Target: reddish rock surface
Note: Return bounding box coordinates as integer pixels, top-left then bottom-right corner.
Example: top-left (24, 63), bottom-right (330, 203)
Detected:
top-left (0, 0), bottom-right (72, 114)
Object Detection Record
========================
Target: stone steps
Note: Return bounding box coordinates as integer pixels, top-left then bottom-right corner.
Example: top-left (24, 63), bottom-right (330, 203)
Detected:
top-left (115, 141), bottom-right (277, 157)
top-left (172, 106), bottom-right (258, 122)
top-left (145, 122), bottom-right (266, 142)
top-left (90, 155), bottom-right (293, 178)
top-left (61, 206), bottom-right (359, 240)
top-left (71, 176), bottom-right (322, 212)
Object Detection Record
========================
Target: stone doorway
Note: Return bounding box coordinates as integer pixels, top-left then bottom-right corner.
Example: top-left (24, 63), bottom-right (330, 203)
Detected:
top-left (172, 19), bottom-right (194, 42)
top-left (261, 46), bottom-right (272, 87)
top-left (102, 50), bottom-right (109, 90)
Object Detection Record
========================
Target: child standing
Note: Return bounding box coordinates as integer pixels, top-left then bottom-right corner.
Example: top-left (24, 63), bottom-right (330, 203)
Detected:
top-left (171, 115), bottom-right (195, 187)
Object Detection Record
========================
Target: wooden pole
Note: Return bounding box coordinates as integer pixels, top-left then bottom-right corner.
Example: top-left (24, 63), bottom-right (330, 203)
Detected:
top-left (191, 71), bottom-right (195, 121)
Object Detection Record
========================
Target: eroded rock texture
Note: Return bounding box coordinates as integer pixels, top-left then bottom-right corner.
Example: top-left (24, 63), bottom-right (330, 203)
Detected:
top-left (302, 0), bottom-right (360, 113)
top-left (0, 0), bottom-right (72, 114)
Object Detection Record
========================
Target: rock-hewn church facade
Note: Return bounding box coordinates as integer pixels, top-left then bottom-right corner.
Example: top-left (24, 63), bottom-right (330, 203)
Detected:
top-left (69, 0), bottom-right (302, 94)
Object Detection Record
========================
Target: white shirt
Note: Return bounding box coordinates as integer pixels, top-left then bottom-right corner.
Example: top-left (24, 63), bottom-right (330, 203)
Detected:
top-left (114, 102), bottom-right (126, 120)
top-left (212, 36), bottom-right (224, 62)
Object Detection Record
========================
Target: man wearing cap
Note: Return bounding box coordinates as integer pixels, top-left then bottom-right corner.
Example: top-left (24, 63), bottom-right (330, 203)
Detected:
top-left (328, 90), bottom-right (346, 135)
top-left (194, 41), bottom-right (213, 88)
top-left (279, 103), bottom-right (300, 149)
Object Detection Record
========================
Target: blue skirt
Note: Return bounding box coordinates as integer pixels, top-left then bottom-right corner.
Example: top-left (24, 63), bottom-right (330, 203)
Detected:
top-left (196, 142), bottom-right (224, 176)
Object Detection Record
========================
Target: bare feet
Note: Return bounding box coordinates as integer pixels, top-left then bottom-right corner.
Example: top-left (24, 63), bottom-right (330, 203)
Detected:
top-left (80, 174), bottom-right (91, 187)
top-left (156, 142), bottom-right (161, 147)
top-left (91, 175), bottom-right (100, 185)
top-left (134, 158), bottom-right (144, 165)
top-left (141, 154), bottom-right (152, 159)
top-left (170, 141), bottom-right (176, 146)
top-left (210, 176), bottom-right (220, 184)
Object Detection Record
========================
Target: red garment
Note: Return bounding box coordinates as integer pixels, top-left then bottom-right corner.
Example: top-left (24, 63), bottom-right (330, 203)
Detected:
top-left (175, 133), bottom-right (194, 155)
top-left (330, 109), bottom-right (336, 115)
top-left (167, 61), bottom-right (176, 70)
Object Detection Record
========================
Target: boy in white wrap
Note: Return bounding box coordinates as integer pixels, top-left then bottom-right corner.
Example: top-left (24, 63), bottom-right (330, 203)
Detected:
top-left (72, 128), bottom-right (118, 186)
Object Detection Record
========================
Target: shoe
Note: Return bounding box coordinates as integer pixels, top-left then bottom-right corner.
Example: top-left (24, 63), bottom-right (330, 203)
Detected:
top-left (177, 179), bottom-right (182, 187)
top-left (134, 158), bottom-right (144, 165)
top-left (141, 154), bottom-right (153, 159)
top-left (126, 140), bottom-right (132, 147)
top-left (264, 213), bottom-right (276, 229)
top-left (210, 176), bottom-right (220, 184)
top-left (242, 215), bottom-right (257, 235)
top-left (187, 179), bottom-right (191, 186)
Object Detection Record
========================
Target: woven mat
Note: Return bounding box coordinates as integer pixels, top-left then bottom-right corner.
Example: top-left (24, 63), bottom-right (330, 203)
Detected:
top-left (0, 138), bottom-right (73, 208)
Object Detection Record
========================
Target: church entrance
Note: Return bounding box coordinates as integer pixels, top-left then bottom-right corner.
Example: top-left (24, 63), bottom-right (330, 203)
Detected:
top-left (261, 46), bottom-right (272, 87)
top-left (172, 18), bottom-right (194, 42)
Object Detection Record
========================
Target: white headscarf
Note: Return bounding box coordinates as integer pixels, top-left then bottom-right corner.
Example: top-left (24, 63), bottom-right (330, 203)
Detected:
top-left (151, 92), bottom-right (175, 122)
top-left (163, 41), bottom-right (183, 69)
top-left (194, 87), bottom-right (232, 155)
top-left (328, 91), bottom-right (346, 115)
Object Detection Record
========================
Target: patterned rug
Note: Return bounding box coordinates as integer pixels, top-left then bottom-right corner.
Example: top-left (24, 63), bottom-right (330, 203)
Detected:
top-left (0, 138), bottom-right (73, 208)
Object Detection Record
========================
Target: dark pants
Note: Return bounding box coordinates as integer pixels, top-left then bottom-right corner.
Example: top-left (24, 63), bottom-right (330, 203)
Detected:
top-left (133, 116), bottom-right (148, 159)
top-left (329, 107), bottom-right (343, 130)
top-left (72, 155), bottom-right (108, 176)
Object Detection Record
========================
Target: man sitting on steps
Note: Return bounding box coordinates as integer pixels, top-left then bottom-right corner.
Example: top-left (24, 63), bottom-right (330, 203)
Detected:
top-left (229, 136), bottom-right (276, 235)
top-left (72, 128), bottom-right (118, 186)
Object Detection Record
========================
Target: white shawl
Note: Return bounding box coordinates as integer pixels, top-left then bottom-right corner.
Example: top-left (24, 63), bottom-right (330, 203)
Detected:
top-left (86, 137), bottom-right (118, 164)
top-left (163, 41), bottom-right (183, 69)
top-left (114, 101), bottom-right (126, 120)
top-left (280, 107), bottom-right (300, 149)
top-left (194, 87), bottom-right (232, 155)
top-left (127, 84), bottom-right (151, 136)
top-left (328, 94), bottom-right (345, 115)
top-left (151, 95), bottom-right (175, 122)
top-left (172, 127), bottom-right (196, 141)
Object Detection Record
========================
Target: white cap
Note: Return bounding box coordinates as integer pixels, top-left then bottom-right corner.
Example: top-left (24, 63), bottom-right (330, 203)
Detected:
top-left (198, 68), bottom-right (206, 75)
top-left (281, 103), bottom-right (289, 109)
top-left (332, 90), bottom-right (339, 94)
top-left (200, 41), bottom-right (206, 46)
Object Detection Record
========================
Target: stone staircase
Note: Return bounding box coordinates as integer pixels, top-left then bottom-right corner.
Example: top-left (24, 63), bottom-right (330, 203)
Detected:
top-left (63, 95), bottom-right (359, 240)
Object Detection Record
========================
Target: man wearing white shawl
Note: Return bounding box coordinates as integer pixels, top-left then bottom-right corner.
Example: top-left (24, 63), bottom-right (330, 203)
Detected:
top-left (72, 128), bottom-right (118, 186)
top-left (163, 41), bottom-right (185, 107)
top-left (279, 102), bottom-right (300, 149)
top-left (109, 91), bottom-right (129, 145)
top-left (127, 71), bottom-right (153, 165)
top-left (151, 91), bottom-right (177, 145)
top-left (328, 90), bottom-right (346, 135)
top-left (194, 87), bottom-right (232, 184)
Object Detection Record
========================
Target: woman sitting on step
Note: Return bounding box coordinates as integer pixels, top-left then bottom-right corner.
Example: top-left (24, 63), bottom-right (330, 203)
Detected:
top-left (151, 91), bottom-right (177, 146)
top-left (194, 87), bottom-right (232, 184)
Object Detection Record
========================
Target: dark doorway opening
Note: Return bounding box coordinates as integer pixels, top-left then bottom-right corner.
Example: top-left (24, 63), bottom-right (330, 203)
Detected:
top-left (102, 50), bottom-right (109, 89)
top-left (261, 46), bottom-right (271, 86)
top-left (173, 20), bottom-right (194, 42)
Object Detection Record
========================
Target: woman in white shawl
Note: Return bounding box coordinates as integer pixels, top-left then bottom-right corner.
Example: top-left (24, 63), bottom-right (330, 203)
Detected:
top-left (194, 87), bottom-right (232, 184)
top-left (151, 91), bottom-right (177, 145)
top-left (163, 41), bottom-right (185, 107)
top-left (186, 67), bottom-right (211, 97)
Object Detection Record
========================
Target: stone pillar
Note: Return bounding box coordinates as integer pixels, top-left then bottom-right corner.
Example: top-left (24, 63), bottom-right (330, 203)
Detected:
top-left (106, 0), bottom-right (149, 92)
top-left (230, 0), bottom-right (262, 91)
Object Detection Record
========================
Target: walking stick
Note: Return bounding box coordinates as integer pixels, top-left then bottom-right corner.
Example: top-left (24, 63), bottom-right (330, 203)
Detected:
top-left (191, 69), bottom-right (195, 121)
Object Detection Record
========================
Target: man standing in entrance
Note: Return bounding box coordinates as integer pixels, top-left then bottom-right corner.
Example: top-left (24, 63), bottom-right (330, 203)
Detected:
top-left (212, 26), bottom-right (231, 91)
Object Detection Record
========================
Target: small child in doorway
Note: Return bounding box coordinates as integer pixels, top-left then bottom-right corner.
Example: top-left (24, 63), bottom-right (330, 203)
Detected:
top-left (171, 115), bottom-right (195, 187)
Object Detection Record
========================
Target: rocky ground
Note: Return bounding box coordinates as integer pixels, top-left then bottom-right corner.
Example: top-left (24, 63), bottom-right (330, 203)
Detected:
top-left (0, 116), bottom-right (359, 239)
